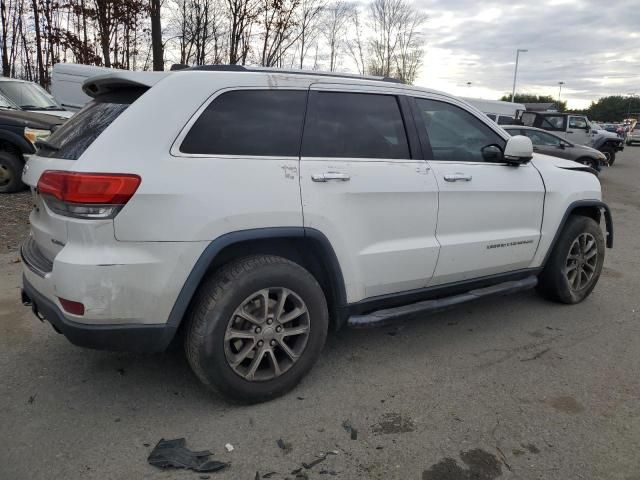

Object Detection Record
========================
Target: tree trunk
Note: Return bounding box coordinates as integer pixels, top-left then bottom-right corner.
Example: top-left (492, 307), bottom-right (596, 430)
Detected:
top-left (31, 0), bottom-right (46, 86)
top-left (150, 0), bottom-right (163, 70)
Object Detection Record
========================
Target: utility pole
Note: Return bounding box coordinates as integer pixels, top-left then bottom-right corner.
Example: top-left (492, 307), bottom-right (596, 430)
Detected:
top-left (558, 81), bottom-right (564, 106)
top-left (511, 49), bottom-right (528, 103)
top-left (627, 93), bottom-right (636, 119)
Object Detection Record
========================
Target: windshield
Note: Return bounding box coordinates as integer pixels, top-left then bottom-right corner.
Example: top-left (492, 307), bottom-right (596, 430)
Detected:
top-left (0, 81), bottom-right (60, 110)
top-left (0, 93), bottom-right (19, 110)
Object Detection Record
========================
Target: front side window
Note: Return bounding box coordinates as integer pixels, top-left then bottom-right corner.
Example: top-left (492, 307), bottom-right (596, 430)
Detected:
top-left (301, 91), bottom-right (409, 159)
top-left (414, 98), bottom-right (505, 162)
top-left (540, 116), bottom-right (565, 130)
top-left (180, 90), bottom-right (307, 156)
top-left (569, 116), bottom-right (588, 129)
top-left (522, 129), bottom-right (562, 146)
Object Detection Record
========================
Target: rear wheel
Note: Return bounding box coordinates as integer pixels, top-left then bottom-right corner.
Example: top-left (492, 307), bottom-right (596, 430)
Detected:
top-left (0, 151), bottom-right (25, 193)
top-left (185, 255), bottom-right (328, 403)
top-left (537, 215), bottom-right (604, 304)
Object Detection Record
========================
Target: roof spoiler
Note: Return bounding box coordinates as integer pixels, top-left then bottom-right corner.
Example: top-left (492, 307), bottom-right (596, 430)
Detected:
top-left (82, 71), bottom-right (169, 98)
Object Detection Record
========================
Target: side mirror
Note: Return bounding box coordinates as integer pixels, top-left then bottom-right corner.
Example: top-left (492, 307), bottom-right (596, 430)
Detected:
top-left (504, 135), bottom-right (533, 165)
top-left (481, 144), bottom-right (504, 163)
top-left (558, 143), bottom-right (565, 149)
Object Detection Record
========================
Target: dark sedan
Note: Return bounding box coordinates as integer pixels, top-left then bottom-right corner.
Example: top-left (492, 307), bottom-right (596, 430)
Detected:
top-left (503, 125), bottom-right (607, 171)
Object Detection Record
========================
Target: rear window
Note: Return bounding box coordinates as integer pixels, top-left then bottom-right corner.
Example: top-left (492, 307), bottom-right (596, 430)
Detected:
top-left (180, 90), bottom-right (307, 156)
top-left (38, 89), bottom-right (143, 160)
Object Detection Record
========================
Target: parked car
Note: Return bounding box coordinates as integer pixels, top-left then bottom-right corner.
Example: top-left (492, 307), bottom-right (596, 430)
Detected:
top-left (0, 77), bottom-right (73, 119)
top-left (51, 63), bottom-right (118, 112)
top-left (503, 126), bottom-right (608, 171)
top-left (462, 97), bottom-right (525, 125)
top-left (626, 124), bottom-right (640, 145)
top-left (0, 103), bottom-right (67, 192)
top-left (520, 112), bottom-right (624, 164)
top-left (20, 66), bottom-right (612, 403)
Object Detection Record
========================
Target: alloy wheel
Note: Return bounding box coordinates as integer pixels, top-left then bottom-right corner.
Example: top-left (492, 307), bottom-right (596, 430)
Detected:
top-left (565, 232), bottom-right (598, 291)
top-left (224, 287), bottom-right (311, 381)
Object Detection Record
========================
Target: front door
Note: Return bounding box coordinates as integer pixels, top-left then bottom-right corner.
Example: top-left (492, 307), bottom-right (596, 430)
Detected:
top-left (299, 86), bottom-right (440, 302)
top-left (567, 115), bottom-right (592, 146)
top-left (412, 96), bottom-right (545, 285)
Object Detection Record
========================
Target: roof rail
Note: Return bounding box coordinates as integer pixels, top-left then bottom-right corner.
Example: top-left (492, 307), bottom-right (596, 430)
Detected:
top-left (183, 64), bottom-right (404, 84)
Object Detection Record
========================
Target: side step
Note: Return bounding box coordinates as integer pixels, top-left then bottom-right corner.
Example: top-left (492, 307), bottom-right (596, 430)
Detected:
top-left (347, 276), bottom-right (538, 329)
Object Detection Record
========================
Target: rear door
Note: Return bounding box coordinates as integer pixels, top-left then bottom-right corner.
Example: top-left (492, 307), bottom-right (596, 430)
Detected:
top-left (412, 95), bottom-right (545, 285)
top-left (521, 129), bottom-right (573, 160)
top-left (299, 85), bottom-right (440, 302)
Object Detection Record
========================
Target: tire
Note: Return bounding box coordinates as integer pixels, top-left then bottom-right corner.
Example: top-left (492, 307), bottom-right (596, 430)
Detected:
top-left (185, 255), bottom-right (329, 403)
top-left (577, 157), bottom-right (600, 171)
top-left (599, 146), bottom-right (615, 165)
top-left (0, 151), bottom-right (25, 193)
top-left (537, 215), bottom-right (604, 304)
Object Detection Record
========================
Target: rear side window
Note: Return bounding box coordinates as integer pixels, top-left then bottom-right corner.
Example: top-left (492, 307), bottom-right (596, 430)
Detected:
top-left (38, 89), bottom-right (144, 160)
top-left (302, 91), bottom-right (409, 159)
top-left (180, 90), bottom-right (307, 156)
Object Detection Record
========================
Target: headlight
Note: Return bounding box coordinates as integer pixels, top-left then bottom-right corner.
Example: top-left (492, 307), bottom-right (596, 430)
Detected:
top-left (24, 127), bottom-right (51, 144)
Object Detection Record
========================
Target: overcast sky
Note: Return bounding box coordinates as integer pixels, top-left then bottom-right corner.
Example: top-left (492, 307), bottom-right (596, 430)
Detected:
top-left (413, 0), bottom-right (640, 108)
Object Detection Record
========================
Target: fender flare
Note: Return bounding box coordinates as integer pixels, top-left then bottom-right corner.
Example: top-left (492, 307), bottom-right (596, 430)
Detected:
top-left (164, 227), bottom-right (348, 332)
top-left (543, 200), bottom-right (613, 266)
top-left (0, 129), bottom-right (35, 155)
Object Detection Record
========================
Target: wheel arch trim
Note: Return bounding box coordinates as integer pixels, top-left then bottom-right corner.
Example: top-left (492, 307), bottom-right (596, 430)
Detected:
top-left (165, 227), bottom-right (348, 331)
top-left (543, 200), bottom-right (613, 266)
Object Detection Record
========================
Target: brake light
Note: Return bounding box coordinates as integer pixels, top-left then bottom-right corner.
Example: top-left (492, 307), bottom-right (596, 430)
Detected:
top-left (37, 171), bottom-right (141, 219)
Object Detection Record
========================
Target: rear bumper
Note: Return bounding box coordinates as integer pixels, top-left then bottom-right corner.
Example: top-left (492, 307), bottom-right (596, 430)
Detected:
top-left (22, 276), bottom-right (177, 353)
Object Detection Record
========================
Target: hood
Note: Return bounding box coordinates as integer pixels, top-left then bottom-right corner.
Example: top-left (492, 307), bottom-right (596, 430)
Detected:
top-left (593, 128), bottom-right (617, 138)
top-left (531, 152), bottom-right (599, 175)
top-left (0, 108), bottom-right (67, 129)
top-left (571, 142), bottom-right (606, 156)
top-left (24, 109), bottom-right (74, 119)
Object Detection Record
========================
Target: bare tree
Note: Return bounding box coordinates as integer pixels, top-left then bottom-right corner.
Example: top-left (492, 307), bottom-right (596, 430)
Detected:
top-left (295, 0), bottom-right (323, 69)
top-left (368, 0), bottom-right (425, 82)
top-left (324, 0), bottom-right (350, 71)
top-left (345, 5), bottom-right (365, 74)
top-left (227, 0), bottom-right (259, 64)
top-left (150, 0), bottom-right (163, 70)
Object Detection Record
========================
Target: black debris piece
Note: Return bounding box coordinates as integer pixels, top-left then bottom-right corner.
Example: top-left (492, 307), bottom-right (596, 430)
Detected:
top-left (302, 456), bottom-right (326, 469)
top-left (147, 438), bottom-right (228, 473)
top-left (297, 396), bottom-right (305, 400)
top-left (295, 472), bottom-right (309, 480)
top-left (277, 439), bottom-right (291, 452)
top-left (143, 443), bottom-right (150, 447)
top-left (200, 476), bottom-right (211, 480)
top-left (263, 472), bottom-right (278, 478)
top-left (27, 394), bottom-right (36, 404)
top-left (255, 471), bottom-right (260, 480)
top-left (291, 467), bottom-right (302, 475)
top-left (117, 368), bottom-right (125, 376)
top-left (341, 420), bottom-right (358, 439)
top-left (319, 470), bottom-right (338, 476)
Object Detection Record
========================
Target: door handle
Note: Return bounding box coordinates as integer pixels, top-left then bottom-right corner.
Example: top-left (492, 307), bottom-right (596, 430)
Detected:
top-left (311, 172), bottom-right (351, 182)
top-left (444, 173), bottom-right (472, 182)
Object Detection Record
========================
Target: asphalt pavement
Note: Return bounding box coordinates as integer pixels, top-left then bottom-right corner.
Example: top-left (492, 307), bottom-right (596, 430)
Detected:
top-left (1, 149), bottom-right (639, 480)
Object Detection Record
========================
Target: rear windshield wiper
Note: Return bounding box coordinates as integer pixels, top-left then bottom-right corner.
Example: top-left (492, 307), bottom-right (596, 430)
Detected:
top-left (35, 139), bottom-right (59, 151)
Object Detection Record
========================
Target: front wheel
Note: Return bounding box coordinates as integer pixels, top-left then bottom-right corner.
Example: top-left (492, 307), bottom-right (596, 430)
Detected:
top-left (185, 255), bottom-right (328, 403)
top-left (537, 215), bottom-right (604, 304)
top-left (599, 146), bottom-right (616, 165)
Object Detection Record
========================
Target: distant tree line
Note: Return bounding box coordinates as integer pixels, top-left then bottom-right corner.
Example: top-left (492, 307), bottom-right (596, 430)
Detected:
top-left (0, 0), bottom-right (427, 88)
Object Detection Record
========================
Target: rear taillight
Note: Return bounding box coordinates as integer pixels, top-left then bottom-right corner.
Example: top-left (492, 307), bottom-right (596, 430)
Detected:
top-left (37, 171), bottom-right (141, 219)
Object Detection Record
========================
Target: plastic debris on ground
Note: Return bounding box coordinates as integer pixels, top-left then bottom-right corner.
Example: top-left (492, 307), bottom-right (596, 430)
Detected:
top-left (342, 420), bottom-right (358, 440)
top-left (147, 438), bottom-right (228, 473)
top-left (225, 443), bottom-right (234, 452)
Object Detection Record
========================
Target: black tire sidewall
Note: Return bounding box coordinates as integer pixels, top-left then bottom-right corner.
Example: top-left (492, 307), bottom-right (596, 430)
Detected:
top-left (195, 261), bottom-right (328, 403)
top-left (541, 216), bottom-right (605, 303)
top-left (0, 151), bottom-right (25, 193)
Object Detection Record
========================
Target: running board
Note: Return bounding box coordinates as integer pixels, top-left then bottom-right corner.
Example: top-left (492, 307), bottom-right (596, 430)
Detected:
top-left (347, 276), bottom-right (538, 329)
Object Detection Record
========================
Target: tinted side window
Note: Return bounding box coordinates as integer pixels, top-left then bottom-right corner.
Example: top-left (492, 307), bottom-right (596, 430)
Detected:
top-left (302, 92), bottom-right (409, 159)
top-left (181, 90), bottom-right (307, 156)
top-left (415, 98), bottom-right (505, 162)
top-left (522, 130), bottom-right (561, 146)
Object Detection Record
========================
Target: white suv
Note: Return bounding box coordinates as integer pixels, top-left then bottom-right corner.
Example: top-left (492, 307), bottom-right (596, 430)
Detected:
top-left (20, 67), bottom-right (613, 403)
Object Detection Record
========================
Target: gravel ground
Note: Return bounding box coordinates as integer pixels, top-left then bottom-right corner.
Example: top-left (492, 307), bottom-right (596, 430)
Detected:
top-left (0, 189), bottom-right (31, 252)
top-left (1, 149), bottom-right (639, 480)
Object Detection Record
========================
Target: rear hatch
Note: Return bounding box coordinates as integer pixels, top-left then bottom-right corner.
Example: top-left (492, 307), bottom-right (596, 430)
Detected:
top-left (22, 88), bottom-right (144, 265)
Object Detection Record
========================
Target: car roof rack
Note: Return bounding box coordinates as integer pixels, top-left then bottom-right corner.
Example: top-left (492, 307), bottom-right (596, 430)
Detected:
top-left (183, 64), bottom-right (404, 84)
